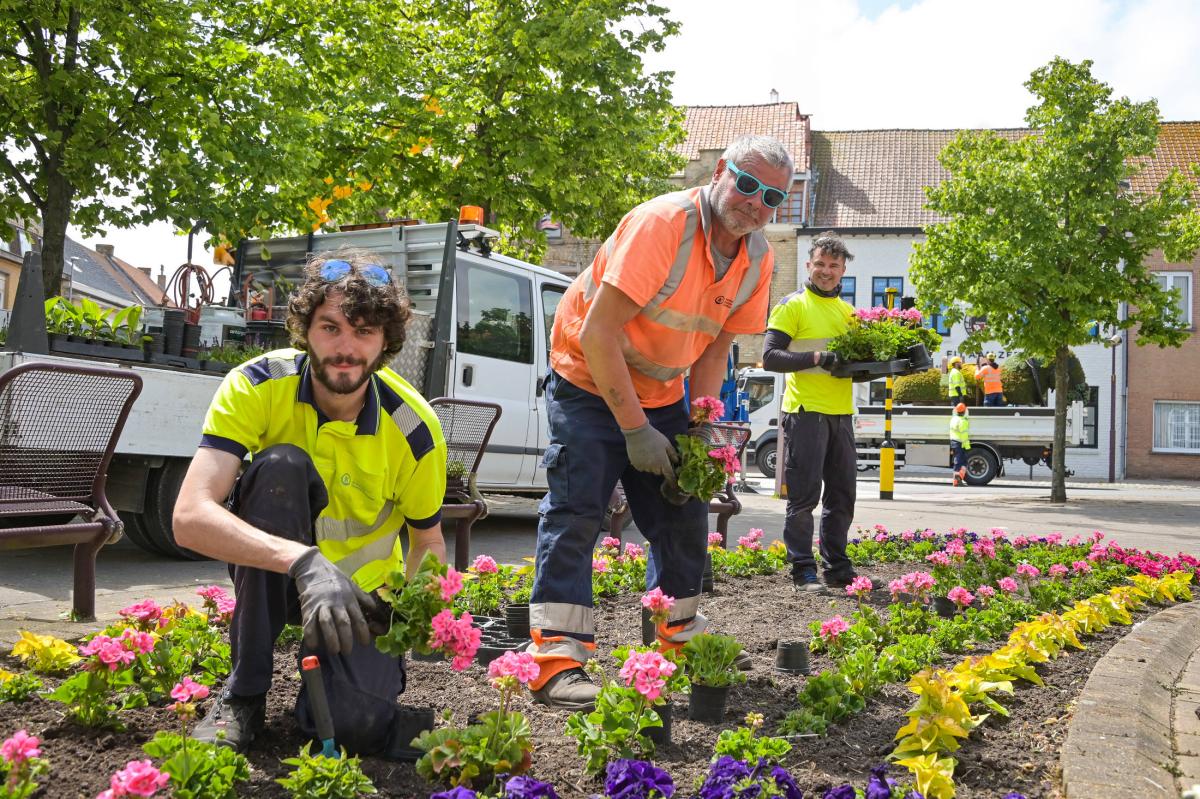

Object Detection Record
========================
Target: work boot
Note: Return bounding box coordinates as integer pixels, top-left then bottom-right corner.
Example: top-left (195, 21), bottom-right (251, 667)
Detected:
top-left (792, 569), bottom-right (822, 593)
top-left (529, 667), bottom-right (600, 711)
top-left (733, 650), bottom-right (753, 671)
top-left (823, 571), bottom-right (864, 591)
top-left (192, 690), bottom-right (266, 752)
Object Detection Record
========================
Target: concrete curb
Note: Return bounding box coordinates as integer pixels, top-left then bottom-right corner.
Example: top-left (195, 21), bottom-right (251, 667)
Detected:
top-left (1061, 601), bottom-right (1200, 798)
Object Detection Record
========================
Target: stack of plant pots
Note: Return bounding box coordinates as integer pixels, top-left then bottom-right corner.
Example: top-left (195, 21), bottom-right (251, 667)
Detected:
top-left (505, 602), bottom-right (531, 639)
top-left (774, 640), bottom-right (810, 675)
top-left (162, 308), bottom-right (186, 356)
top-left (474, 615), bottom-right (528, 665)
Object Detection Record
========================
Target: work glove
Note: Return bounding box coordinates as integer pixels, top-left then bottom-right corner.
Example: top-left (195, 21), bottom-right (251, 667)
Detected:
top-left (621, 422), bottom-right (679, 481)
top-left (815, 351), bottom-right (841, 370)
top-left (660, 473), bottom-right (691, 506)
top-left (289, 546), bottom-right (380, 655)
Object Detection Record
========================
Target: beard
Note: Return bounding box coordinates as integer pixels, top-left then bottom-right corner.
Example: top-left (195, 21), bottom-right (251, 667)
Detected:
top-left (711, 192), bottom-right (760, 238)
top-left (311, 351), bottom-right (386, 395)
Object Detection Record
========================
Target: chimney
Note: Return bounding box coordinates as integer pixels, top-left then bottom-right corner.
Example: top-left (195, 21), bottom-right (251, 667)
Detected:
top-left (769, 88), bottom-right (779, 104)
top-left (96, 243), bottom-right (114, 257)
top-left (157, 265), bottom-right (167, 290)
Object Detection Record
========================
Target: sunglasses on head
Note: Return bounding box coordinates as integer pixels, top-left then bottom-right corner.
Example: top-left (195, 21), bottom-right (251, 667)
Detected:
top-left (726, 162), bottom-right (789, 209)
top-left (318, 259), bottom-right (391, 287)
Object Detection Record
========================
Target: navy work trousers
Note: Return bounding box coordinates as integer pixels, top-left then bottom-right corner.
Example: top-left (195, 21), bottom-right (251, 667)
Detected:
top-left (531, 372), bottom-right (707, 641)
top-left (781, 410), bottom-right (856, 579)
top-left (225, 444), bottom-right (405, 755)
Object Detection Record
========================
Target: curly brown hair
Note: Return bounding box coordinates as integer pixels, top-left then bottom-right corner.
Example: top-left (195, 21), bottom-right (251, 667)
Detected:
top-left (286, 249), bottom-right (411, 359)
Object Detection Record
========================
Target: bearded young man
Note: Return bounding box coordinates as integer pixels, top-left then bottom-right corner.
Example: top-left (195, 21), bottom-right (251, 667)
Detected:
top-left (173, 250), bottom-right (447, 756)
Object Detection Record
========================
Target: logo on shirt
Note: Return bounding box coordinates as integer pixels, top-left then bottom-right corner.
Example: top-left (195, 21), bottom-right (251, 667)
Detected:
top-left (339, 473), bottom-right (373, 499)
top-left (714, 296), bottom-right (733, 308)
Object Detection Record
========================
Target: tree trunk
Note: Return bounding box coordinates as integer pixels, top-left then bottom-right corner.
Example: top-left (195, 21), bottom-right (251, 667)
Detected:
top-left (40, 172), bottom-right (75, 300)
top-left (1050, 345), bottom-right (1070, 503)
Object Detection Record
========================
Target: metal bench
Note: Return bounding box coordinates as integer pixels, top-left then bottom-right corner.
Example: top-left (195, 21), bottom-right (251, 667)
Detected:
top-left (608, 422), bottom-right (752, 547)
top-left (0, 362), bottom-right (143, 620)
top-left (430, 398), bottom-right (501, 571)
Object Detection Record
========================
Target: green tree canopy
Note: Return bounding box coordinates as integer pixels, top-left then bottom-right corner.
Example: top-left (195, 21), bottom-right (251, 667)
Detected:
top-left (909, 57), bottom-right (1200, 501)
top-left (1, 1), bottom-right (683, 298)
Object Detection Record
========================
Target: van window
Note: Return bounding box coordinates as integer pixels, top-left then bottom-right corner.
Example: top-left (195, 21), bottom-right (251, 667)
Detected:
top-left (457, 264), bottom-right (533, 364)
top-left (745, 377), bottom-right (775, 414)
top-left (541, 285), bottom-right (565, 355)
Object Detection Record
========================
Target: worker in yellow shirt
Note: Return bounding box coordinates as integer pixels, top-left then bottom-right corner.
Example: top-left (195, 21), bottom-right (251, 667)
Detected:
top-left (977, 353), bottom-right (1005, 406)
top-left (947, 356), bottom-right (968, 406)
top-left (950, 403), bottom-right (971, 486)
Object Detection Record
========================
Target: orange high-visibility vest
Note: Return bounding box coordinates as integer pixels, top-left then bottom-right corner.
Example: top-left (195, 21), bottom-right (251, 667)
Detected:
top-left (978, 363), bottom-right (1003, 394)
top-left (550, 186), bottom-right (774, 408)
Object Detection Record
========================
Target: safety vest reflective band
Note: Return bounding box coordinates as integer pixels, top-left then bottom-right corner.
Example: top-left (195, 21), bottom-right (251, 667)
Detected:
top-left (978, 364), bottom-right (1003, 394)
top-left (551, 186), bottom-right (774, 407)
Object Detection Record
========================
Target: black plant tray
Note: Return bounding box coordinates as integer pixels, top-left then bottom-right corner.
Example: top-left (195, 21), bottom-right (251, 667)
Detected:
top-left (145, 352), bottom-right (205, 370)
top-left (49, 337), bottom-right (142, 362)
top-left (830, 357), bottom-right (911, 382)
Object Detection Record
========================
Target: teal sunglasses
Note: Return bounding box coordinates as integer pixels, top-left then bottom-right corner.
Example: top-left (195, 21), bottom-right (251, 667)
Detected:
top-left (319, 259), bottom-right (391, 287)
top-left (726, 162), bottom-right (789, 209)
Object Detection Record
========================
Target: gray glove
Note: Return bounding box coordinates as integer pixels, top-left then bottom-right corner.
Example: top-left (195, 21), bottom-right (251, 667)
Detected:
top-left (288, 547), bottom-right (379, 655)
top-left (816, 351), bottom-right (841, 370)
top-left (621, 422), bottom-right (679, 480)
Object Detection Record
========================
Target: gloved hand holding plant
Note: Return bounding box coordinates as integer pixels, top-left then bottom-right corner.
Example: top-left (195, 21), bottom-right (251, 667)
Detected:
top-left (668, 396), bottom-right (739, 504)
top-left (373, 552), bottom-right (481, 670)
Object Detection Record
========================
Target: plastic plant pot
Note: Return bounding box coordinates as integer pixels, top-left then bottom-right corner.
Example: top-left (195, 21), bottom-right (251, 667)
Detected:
top-left (641, 605), bottom-right (656, 646)
top-left (687, 683), bottom-right (730, 723)
top-left (645, 702), bottom-right (672, 745)
top-left (774, 641), bottom-right (810, 675)
top-left (505, 603), bottom-right (531, 639)
top-left (384, 706), bottom-right (435, 762)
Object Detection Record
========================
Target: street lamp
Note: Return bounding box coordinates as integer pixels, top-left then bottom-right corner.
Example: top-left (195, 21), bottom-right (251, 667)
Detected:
top-left (1105, 333), bottom-right (1123, 483)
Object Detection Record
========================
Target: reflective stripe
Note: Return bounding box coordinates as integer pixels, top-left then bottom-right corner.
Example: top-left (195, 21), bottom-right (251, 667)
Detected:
top-left (527, 635), bottom-right (594, 664)
top-left (668, 597), bottom-right (702, 627)
top-left (619, 337), bottom-right (689, 381)
top-left (315, 502), bottom-right (394, 543)
top-left (731, 233), bottom-right (769, 312)
top-left (336, 532), bottom-right (400, 578)
top-left (530, 601), bottom-right (595, 636)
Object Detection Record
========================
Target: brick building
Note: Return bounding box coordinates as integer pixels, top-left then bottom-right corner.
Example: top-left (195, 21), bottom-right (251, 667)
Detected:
top-left (540, 101), bottom-right (813, 365)
top-left (1123, 121), bottom-right (1200, 479)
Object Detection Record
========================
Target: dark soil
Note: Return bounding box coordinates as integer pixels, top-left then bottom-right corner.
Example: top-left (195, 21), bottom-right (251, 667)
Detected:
top-left (0, 566), bottom-right (1150, 798)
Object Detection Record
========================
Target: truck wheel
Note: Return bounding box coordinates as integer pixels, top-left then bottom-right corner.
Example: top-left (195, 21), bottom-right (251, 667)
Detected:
top-left (964, 448), bottom-right (999, 486)
top-left (118, 510), bottom-right (172, 557)
top-left (756, 441), bottom-right (777, 479)
top-left (142, 458), bottom-right (209, 561)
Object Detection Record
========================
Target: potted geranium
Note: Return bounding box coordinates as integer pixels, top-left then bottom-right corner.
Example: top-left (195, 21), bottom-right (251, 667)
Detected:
top-left (826, 306), bottom-right (941, 382)
top-left (681, 632), bottom-right (747, 722)
top-left (669, 396), bottom-right (738, 504)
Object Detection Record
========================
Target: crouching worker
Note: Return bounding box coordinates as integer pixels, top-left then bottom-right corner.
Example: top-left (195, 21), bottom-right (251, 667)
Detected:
top-left (950, 403), bottom-right (971, 487)
top-left (173, 250), bottom-right (448, 757)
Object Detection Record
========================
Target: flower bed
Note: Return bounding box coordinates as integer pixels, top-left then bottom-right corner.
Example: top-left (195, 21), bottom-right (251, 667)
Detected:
top-left (0, 529), bottom-right (1195, 798)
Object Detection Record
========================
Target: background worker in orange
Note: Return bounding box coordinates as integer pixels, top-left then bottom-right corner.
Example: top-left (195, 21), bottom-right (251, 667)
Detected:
top-left (526, 135), bottom-right (791, 710)
top-left (977, 352), bottom-right (1005, 406)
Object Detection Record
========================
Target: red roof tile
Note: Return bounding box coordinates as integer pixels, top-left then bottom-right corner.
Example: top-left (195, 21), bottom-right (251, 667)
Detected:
top-left (1129, 121), bottom-right (1200, 202)
top-left (680, 103), bottom-right (810, 172)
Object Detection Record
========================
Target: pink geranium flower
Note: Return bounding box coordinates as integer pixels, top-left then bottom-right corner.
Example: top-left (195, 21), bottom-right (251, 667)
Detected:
top-left (471, 555), bottom-right (499, 574)
top-left (600, 536), bottom-right (621, 550)
top-left (707, 532), bottom-right (724, 547)
top-left (118, 600), bottom-right (163, 626)
top-left (118, 628), bottom-right (156, 656)
top-left (619, 650), bottom-right (676, 702)
top-left (428, 609), bottom-right (481, 670)
top-left (943, 539), bottom-right (966, 559)
top-left (1072, 560), bottom-right (1092, 574)
top-left (997, 577), bottom-right (1019, 593)
top-left (691, 395), bottom-right (725, 424)
top-left (170, 676), bottom-right (210, 704)
top-left (79, 635), bottom-right (137, 671)
top-left (1, 730), bottom-right (40, 765)
top-left (920, 529), bottom-right (936, 540)
top-left (974, 540), bottom-right (996, 560)
top-left (901, 531), bottom-right (915, 542)
top-left (873, 532), bottom-right (888, 543)
top-left (438, 568), bottom-right (464, 601)
top-left (708, 445), bottom-right (739, 476)
top-left (1015, 563), bottom-right (1041, 582)
top-left (487, 651), bottom-right (540, 689)
top-left (947, 586), bottom-right (974, 609)
top-left (592, 558), bottom-right (609, 573)
top-left (819, 616), bottom-right (850, 642)
top-left (845, 576), bottom-right (873, 599)
top-left (641, 588), bottom-right (675, 625)
top-left (623, 542), bottom-right (645, 560)
top-left (97, 759), bottom-right (169, 798)
top-left (976, 585), bottom-right (996, 602)
top-left (1048, 564), bottom-right (1069, 580)
top-left (925, 551), bottom-right (950, 567)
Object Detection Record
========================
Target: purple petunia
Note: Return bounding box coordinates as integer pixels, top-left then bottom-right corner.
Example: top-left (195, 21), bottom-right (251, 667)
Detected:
top-left (1001, 794), bottom-right (1027, 799)
top-left (431, 788), bottom-right (477, 799)
top-left (504, 775), bottom-right (560, 799)
top-left (604, 758), bottom-right (675, 799)
top-left (822, 785), bottom-right (856, 799)
top-left (865, 764), bottom-right (897, 799)
top-left (696, 756), bottom-right (753, 799)
top-left (769, 765), bottom-right (804, 799)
